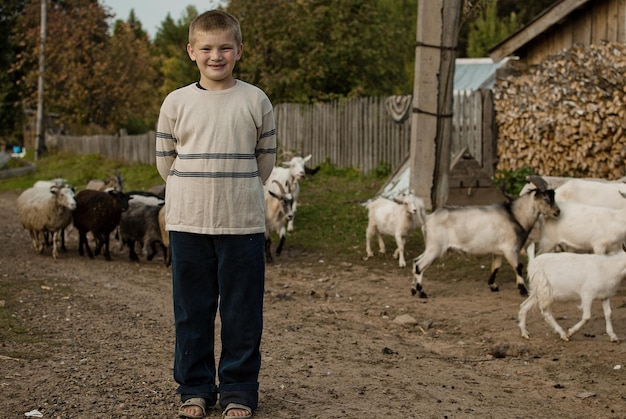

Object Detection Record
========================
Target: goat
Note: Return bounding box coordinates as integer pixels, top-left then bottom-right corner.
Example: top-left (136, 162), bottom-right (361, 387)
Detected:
top-left (16, 184), bottom-right (77, 259)
top-left (518, 242), bottom-right (626, 342)
top-left (264, 180), bottom-right (294, 263)
top-left (265, 154), bottom-right (312, 233)
top-left (411, 176), bottom-right (560, 298)
top-left (530, 197), bottom-right (626, 256)
top-left (554, 178), bottom-right (626, 209)
top-left (119, 200), bottom-right (166, 262)
top-left (365, 192), bottom-right (426, 268)
top-left (85, 171), bottom-right (124, 192)
top-left (72, 189), bottom-right (132, 261)
top-left (158, 205), bottom-right (171, 267)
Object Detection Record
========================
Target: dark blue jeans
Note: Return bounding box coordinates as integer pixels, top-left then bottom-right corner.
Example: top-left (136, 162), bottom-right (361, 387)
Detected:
top-left (170, 231), bottom-right (265, 410)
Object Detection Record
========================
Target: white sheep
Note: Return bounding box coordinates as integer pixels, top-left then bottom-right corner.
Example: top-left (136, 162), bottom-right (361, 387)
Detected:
top-left (16, 184), bottom-right (77, 259)
top-left (518, 242), bottom-right (626, 342)
top-left (412, 176), bottom-right (560, 298)
top-left (265, 154), bottom-right (312, 233)
top-left (86, 171), bottom-right (124, 192)
top-left (365, 193), bottom-right (425, 268)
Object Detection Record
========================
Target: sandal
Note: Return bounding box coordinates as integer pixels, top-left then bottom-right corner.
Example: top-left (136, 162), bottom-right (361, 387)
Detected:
top-left (222, 403), bottom-right (252, 418)
top-left (178, 397), bottom-right (207, 419)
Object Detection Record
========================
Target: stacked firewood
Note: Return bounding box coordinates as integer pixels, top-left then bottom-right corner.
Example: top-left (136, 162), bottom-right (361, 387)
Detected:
top-left (493, 42), bottom-right (626, 179)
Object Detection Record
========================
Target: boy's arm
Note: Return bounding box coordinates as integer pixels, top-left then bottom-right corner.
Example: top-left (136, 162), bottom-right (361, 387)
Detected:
top-left (256, 109), bottom-right (277, 184)
top-left (156, 111), bottom-right (177, 183)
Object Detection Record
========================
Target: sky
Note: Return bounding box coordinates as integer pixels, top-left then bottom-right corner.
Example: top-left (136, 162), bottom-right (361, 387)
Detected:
top-left (101, 0), bottom-right (224, 39)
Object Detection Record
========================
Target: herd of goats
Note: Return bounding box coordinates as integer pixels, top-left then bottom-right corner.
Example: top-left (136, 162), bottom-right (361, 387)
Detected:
top-left (11, 154), bottom-right (626, 343)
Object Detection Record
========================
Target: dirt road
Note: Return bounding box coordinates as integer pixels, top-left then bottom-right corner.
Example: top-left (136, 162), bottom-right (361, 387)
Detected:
top-left (2, 190), bottom-right (626, 418)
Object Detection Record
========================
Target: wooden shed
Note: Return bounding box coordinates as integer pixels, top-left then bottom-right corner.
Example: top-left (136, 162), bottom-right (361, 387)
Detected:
top-left (489, 0), bottom-right (626, 66)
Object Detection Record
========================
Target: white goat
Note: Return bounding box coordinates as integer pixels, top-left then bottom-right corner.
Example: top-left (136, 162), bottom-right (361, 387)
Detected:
top-left (412, 176), bottom-right (560, 298)
top-left (16, 184), bottom-right (77, 259)
top-left (265, 154), bottom-right (312, 233)
top-left (264, 180), bottom-right (295, 263)
top-left (518, 242), bottom-right (626, 342)
top-left (530, 198), bottom-right (626, 256)
top-left (365, 193), bottom-right (426, 268)
top-left (554, 178), bottom-right (626, 209)
top-left (518, 175), bottom-right (621, 196)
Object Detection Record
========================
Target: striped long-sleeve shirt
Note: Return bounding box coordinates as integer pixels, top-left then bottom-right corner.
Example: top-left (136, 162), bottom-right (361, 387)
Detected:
top-left (156, 80), bottom-right (276, 235)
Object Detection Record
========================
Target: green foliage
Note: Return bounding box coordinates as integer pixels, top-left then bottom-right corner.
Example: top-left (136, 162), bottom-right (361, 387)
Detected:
top-left (493, 165), bottom-right (534, 196)
top-left (466, 0), bottom-right (519, 57)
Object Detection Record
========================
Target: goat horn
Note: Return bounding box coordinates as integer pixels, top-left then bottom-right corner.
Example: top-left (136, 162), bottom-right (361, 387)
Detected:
top-left (272, 179), bottom-right (287, 195)
top-left (526, 175), bottom-right (549, 191)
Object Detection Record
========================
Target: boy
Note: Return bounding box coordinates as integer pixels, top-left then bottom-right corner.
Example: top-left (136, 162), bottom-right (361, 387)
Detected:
top-left (156, 10), bottom-right (276, 419)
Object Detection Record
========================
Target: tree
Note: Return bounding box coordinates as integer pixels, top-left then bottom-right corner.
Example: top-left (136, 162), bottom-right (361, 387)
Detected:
top-left (0, 0), bottom-right (27, 144)
top-left (12, 0), bottom-right (160, 134)
top-left (466, 0), bottom-right (518, 57)
top-left (153, 6), bottom-right (199, 98)
top-left (226, 0), bottom-right (412, 103)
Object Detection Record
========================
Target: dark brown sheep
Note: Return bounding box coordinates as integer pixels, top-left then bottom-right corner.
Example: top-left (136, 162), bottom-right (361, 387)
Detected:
top-left (72, 189), bottom-right (131, 261)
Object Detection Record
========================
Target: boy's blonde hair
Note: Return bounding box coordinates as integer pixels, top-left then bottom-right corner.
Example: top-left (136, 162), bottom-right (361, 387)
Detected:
top-left (189, 10), bottom-right (242, 45)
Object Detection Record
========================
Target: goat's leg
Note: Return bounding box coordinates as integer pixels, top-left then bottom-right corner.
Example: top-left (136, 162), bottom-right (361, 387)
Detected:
top-left (265, 236), bottom-right (273, 263)
top-left (394, 234), bottom-right (406, 268)
top-left (488, 255), bottom-right (503, 292)
top-left (501, 251), bottom-right (527, 296)
top-left (276, 234), bottom-right (286, 256)
top-left (538, 305), bottom-right (569, 341)
top-left (365, 224), bottom-right (376, 258)
top-left (600, 298), bottom-right (619, 342)
top-left (411, 248), bottom-right (440, 298)
top-left (566, 296), bottom-right (593, 340)
top-left (518, 295), bottom-right (536, 339)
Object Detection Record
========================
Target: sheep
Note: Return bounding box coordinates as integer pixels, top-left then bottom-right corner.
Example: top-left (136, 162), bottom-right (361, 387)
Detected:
top-left (72, 189), bottom-right (132, 261)
top-left (518, 242), bottom-right (626, 342)
top-left (118, 200), bottom-right (166, 262)
top-left (265, 154), bottom-right (312, 233)
top-left (16, 184), bottom-right (77, 259)
top-left (33, 178), bottom-right (72, 251)
top-left (364, 192), bottom-right (426, 268)
top-left (85, 171), bottom-right (124, 192)
top-left (264, 180), bottom-right (295, 263)
top-left (158, 205), bottom-right (171, 267)
top-left (411, 176), bottom-right (560, 298)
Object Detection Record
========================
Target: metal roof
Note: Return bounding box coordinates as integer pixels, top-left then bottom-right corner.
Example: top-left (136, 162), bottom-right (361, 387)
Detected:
top-left (453, 57), bottom-right (511, 91)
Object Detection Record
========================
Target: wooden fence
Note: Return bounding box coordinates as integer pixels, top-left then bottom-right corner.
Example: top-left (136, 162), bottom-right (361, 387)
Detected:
top-left (46, 91), bottom-right (492, 174)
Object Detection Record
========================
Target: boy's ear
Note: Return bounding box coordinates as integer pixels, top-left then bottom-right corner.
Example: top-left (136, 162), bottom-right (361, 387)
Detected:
top-left (236, 43), bottom-right (243, 60)
top-left (187, 43), bottom-right (196, 61)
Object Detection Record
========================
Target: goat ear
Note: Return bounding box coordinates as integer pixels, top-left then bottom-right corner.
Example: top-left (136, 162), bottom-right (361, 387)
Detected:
top-left (622, 242), bottom-right (626, 253)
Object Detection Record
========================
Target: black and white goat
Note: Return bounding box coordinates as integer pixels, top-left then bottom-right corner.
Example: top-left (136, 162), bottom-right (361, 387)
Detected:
top-left (411, 176), bottom-right (560, 298)
top-left (518, 242), bottom-right (626, 342)
top-left (264, 180), bottom-right (294, 263)
top-left (265, 154), bottom-right (312, 233)
top-left (365, 192), bottom-right (426, 268)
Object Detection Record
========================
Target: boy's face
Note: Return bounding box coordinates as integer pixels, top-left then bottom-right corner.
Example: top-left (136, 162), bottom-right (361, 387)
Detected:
top-left (187, 29), bottom-right (243, 90)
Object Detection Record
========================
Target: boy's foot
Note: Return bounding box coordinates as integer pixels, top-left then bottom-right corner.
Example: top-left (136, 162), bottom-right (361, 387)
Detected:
top-left (178, 397), bottom-right (207, 419)
top-left (222, 403), bottom-right (252, 418)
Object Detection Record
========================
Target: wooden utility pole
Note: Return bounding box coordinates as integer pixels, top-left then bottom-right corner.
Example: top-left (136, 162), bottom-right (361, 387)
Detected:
top-left (35, 0), bottom-right (47, 160)
top-left (409, 0), bottom-right (463, 210)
